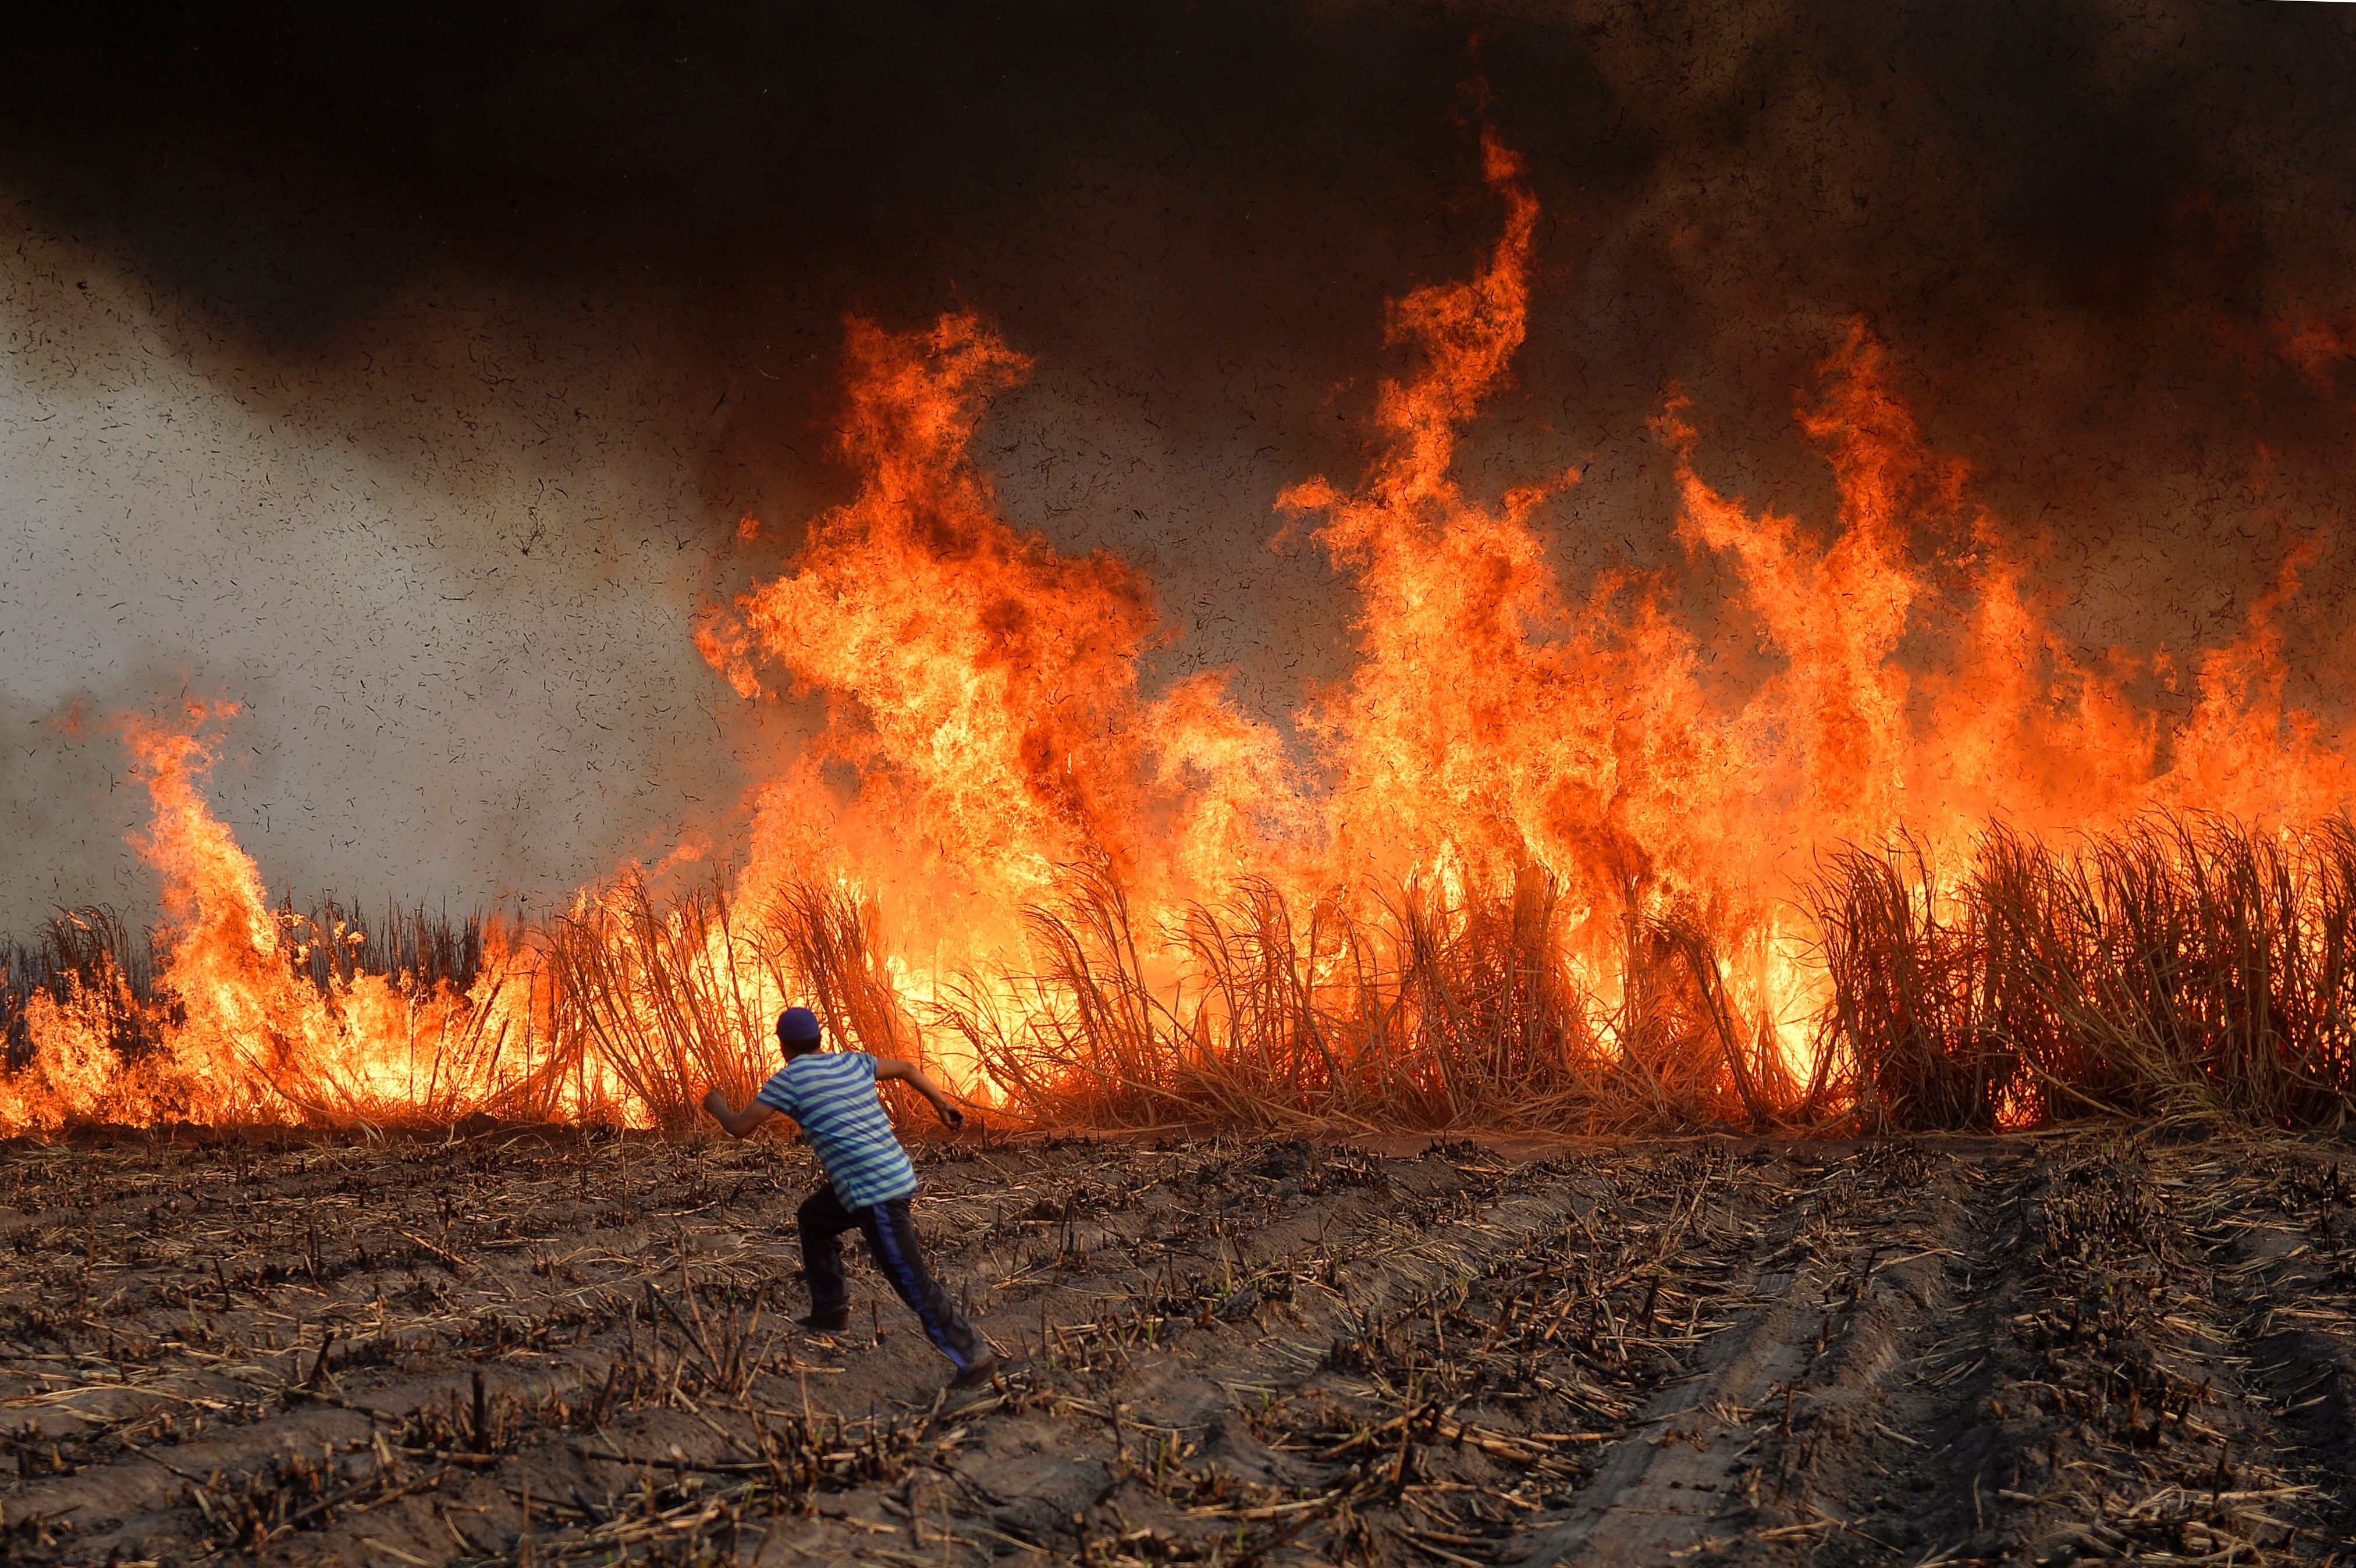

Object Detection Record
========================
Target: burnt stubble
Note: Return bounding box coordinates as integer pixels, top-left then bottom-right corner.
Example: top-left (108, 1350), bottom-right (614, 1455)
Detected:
top-left (2, 1128), bottom-right (2351, 1563)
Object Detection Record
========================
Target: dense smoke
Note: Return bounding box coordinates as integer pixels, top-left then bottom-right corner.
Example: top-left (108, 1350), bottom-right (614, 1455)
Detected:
top-left (2, 1), bottom-right (2352, 932)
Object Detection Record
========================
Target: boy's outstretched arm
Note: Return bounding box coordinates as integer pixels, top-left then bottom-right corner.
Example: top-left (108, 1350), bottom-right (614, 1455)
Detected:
top-left (702, 1088), bottom-right (780, 1139)
top-left (874, 1058), bottom-right (968, 1127)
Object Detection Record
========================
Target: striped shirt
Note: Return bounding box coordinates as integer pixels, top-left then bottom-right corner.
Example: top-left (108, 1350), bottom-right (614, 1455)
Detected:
top-left (754, 1051), bottom-right (918, 1207)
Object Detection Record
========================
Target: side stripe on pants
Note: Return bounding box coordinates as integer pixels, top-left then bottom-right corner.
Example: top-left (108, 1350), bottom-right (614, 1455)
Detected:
top-left (796, 1186), bottom-right (988, 1371)
top-left (868, 1206), bottom-right (968, 1370)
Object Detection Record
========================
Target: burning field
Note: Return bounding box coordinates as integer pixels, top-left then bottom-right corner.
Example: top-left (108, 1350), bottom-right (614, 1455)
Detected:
top-left (4, 1125), bottom-right (2355, 1565)
top-left (8, 120), bottom-right (2356, 1142)
top-left (7, 5), bottom-right (2356, 1557)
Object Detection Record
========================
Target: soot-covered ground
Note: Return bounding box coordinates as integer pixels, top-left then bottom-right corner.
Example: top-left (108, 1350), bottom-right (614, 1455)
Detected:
top-left (2, 1125), bottom-right (2354, 1565)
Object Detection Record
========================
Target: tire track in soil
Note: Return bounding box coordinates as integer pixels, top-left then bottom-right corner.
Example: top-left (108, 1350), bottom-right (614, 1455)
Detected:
top-left (2224, 1142), bottom-right (2356, 1551)
top-left (1509, 1149), bottom-right (1838, 1562)
top-left (1665, 1141), bottom-right (2039, 1564)
top-left (1708, 1133), bottom-right (2356, 1566)
top-left (1510, 1141), bottom-right (2011, 1566)
top-left (1945, 1135), bottom-right (2356, 1566)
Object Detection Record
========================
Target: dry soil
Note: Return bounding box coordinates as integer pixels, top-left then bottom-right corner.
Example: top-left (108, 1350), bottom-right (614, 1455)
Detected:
top-left (3, 1124), bottom-right (2354, 1565)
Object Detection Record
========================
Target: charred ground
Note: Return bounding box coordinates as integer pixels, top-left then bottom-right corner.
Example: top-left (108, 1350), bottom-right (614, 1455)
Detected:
top-left (2, 1128), bottom-right (2354, 1565)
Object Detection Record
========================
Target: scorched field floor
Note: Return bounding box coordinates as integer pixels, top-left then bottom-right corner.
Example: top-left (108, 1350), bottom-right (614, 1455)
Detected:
top-left (3, 1127), bottom-right (2355, 1566)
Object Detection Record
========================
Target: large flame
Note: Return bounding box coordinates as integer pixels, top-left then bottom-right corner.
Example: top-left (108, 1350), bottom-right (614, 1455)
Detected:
top-left (701, 311), bottom-right (1301, 936)
top-left (6, 128), bottom-right (2351, 1136)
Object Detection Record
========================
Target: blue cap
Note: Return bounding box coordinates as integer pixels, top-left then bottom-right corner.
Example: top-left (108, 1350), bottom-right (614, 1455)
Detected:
top-left (776, 1007), bottom-right (823, 1044)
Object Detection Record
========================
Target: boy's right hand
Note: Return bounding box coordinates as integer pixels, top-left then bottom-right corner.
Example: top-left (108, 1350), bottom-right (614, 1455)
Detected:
top-left (941, 1103), bottom-right (966, 1128)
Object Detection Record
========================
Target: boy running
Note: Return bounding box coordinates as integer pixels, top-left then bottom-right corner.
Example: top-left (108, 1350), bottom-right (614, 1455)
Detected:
top-left (701, 1007), bottom-right (998, 1388)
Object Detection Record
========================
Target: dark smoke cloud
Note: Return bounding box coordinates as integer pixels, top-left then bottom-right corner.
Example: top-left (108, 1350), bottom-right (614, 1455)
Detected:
top-left (2, 1), bottom-right (2351, 927)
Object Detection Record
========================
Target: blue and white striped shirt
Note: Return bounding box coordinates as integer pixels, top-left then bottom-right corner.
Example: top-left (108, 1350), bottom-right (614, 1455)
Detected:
top-left (754, 1051), bottom-right (918, 1207)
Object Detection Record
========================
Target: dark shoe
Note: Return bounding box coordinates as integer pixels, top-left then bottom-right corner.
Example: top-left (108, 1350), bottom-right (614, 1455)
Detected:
top-left (947, 1354), bottom-right (1000, 1390)
top-left (796, 1309), bottom-right (849, 1331)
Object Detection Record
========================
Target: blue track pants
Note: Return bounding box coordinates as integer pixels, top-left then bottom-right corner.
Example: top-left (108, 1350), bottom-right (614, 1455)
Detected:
top-left (797, 1187), bottom-right (987, 1370)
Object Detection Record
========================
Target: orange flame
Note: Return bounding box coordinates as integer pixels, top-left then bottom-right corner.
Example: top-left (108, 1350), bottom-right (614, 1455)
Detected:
top-left (9, 126), bottom-right (2355, 1135)
top-left (705, 311), bottom-right (1302, 950)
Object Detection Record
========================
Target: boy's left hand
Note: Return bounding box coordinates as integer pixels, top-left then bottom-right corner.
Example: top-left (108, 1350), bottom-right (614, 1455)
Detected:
top-left (940, 1103), bottom-right (966, 1128)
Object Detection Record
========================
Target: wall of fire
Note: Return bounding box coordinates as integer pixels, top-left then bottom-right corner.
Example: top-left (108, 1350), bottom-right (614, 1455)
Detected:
top-left (2, 2), bottom-right (2353, 933)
